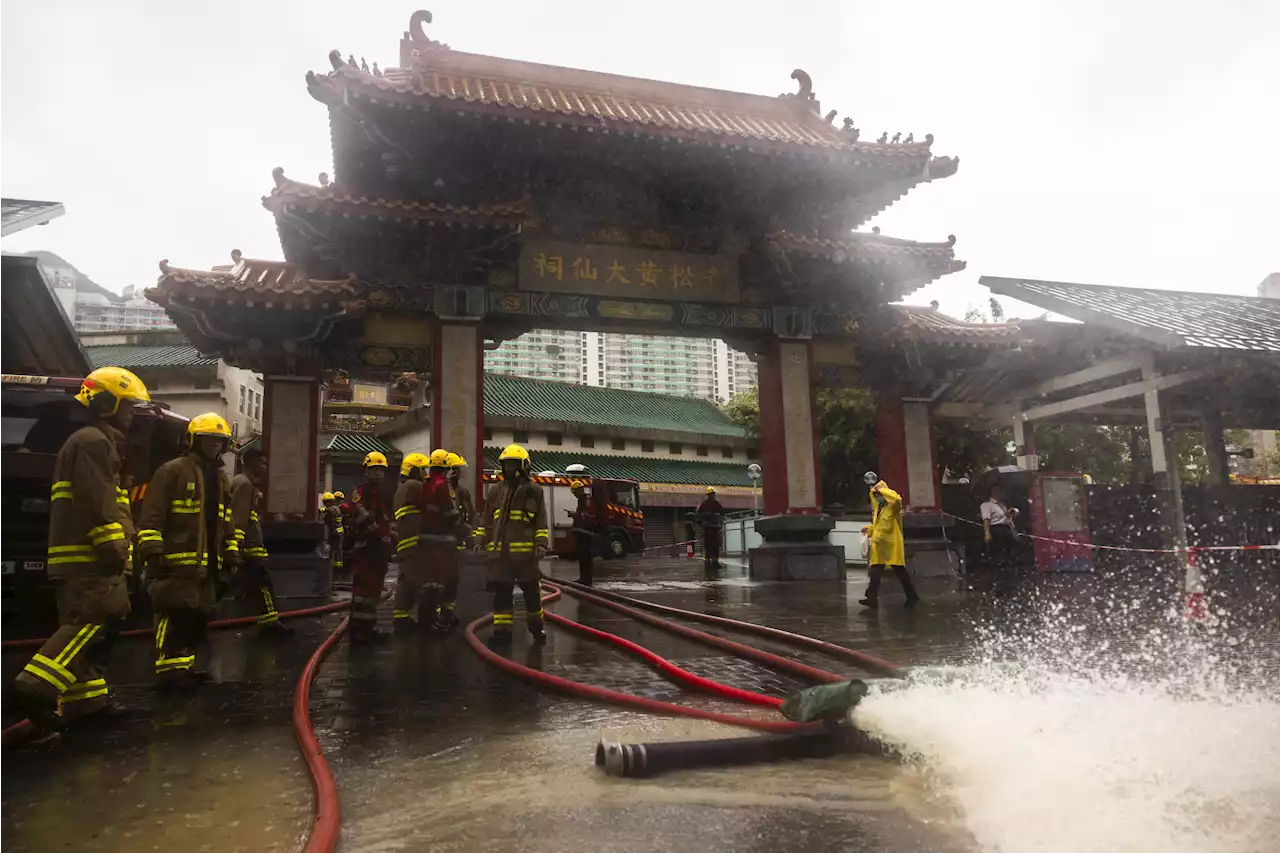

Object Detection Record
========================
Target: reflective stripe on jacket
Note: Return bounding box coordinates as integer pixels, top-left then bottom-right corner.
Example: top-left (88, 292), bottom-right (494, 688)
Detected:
top-left (47, 423), bottom-right (134, 580)
top-left (137, 453), bottom-right (237, 578)
top-left (476, 478), bottom-right (549, 556)
top-left (230, 473), bottom-right (269, 563)
top-left (392, 478), bottom-right (423, 554)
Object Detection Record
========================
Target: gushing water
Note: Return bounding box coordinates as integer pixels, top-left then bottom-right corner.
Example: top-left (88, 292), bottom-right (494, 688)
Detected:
top-left (854, 589), bottom-right (1280, 853)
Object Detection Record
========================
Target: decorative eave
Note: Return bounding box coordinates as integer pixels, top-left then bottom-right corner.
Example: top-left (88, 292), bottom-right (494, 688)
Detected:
top-left (893, 304), bottom-right (1022, 347)
top-left (152, 253), bottom-right (357, 300)
top-left (767, 229), bottom-right (965, 300)
top-left (263, 167), bottom-right (529, 228)
top-left (305, 11), bottom-right (957, 175)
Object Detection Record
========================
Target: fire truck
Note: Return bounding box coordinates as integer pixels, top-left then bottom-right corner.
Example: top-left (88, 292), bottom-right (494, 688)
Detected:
top-left (1, 373), bottom-right (191, 623)
top-left (480, 468), bottom-right (645, 559)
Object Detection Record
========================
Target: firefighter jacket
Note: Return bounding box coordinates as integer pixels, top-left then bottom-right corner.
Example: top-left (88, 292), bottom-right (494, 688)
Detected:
top-left (344, 483), bottom-right (392, 560)
top-left (392, 478), bottom-right (423, 556)
top-left (229, 473), bottom-right (269, 564)
top-left (323, 504), bottom-right (344, 546)
top-left (571, 494), bottom-right (598, 537)
top-left (137, 453), bottom-right (238, 579)
top-left (46, 422), bottom-right (134, 580)
top-left (867, 482), bottom-right (905, 567)
top-left (416, 474), bottom-right (458, 546)
top-left (696, 497), bottom-right (725, 529)
top-left (475, 477), bottom-right (549, 558)
top-left (452, 482), bottom-right (474, 550)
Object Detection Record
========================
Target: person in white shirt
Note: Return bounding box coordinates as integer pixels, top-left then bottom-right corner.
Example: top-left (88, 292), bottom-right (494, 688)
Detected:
top-left (980, 483), bottom-right (1019, 594)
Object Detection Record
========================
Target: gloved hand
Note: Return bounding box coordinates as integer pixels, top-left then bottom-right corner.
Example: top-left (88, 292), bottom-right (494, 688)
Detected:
top-left (535, 545), bottom-right (547, 560)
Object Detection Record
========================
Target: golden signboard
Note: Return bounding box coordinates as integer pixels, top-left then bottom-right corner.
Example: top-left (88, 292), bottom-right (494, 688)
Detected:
top-left (519, 241), bottom-right (740, 304)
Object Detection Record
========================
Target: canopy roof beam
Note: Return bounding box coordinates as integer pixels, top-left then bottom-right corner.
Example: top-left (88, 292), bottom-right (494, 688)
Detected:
top-left (1018, 367), bottom-right (1210, 423)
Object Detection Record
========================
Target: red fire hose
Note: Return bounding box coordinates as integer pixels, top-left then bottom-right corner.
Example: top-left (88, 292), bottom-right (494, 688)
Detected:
top-left (541, 582), bottom-right (848, 684)
top-left (465, 586), bottom-right (815, 733)
top-left (552, 578), bottom-right (902, 677)
top-left (293, 614), bottom-right (348, 853)
top-left (0, 599), bottom-right (351, 651)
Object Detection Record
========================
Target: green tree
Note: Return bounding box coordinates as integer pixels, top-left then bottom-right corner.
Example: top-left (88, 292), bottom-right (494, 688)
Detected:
top-left (721, 386), bottom-right (760, 441)
top-left (934, 420), bottom-right (1010, 480)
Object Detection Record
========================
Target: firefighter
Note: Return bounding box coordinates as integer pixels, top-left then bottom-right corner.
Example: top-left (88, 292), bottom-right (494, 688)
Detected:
top-left (440, 452), bottom-right (472, 629)
top-left (696, 487), bottom-right (725, 569)
top-left (412, 449), bottom-right (459, 635)
top-left (569, 479), bottom-right (598, 585)
top-left (321, 492), bottom-right (344, 577)
top-left (11, 367), bottom-right (150, 730)
top-left (137, 412), bottom-right (239, 690)
top-left (344, 452), bottom-right (393, 644)
top-left (230, 447), bottom-right (293, 637)
top-left (390, 451), bottom-right (430, 633)
top-left (858, 473), bottom-right (921, 609)
top-left (474, 444), bottom-right (549, 646)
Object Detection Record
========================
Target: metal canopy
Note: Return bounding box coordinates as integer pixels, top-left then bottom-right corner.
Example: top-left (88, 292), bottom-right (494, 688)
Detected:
top-left (1, 254), bottom-right (91, 377)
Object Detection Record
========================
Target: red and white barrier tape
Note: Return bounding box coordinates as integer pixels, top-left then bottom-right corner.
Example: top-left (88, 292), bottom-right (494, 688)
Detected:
top-left (941, 512), bottom-right (1279, 555)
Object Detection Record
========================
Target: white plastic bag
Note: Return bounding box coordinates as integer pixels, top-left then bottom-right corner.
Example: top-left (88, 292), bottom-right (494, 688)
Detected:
top-left (860, 531), bottom-right (870, 560)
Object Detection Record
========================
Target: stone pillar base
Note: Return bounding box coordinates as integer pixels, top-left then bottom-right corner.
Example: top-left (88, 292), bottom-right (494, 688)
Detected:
top-left (748, 544), bottom-right (845, 580)
top-left (747, 514), bottom-right (845, 581)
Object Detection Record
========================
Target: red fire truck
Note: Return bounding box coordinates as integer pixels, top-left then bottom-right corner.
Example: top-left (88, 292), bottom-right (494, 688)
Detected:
top-left (1, 373), bottom-right (191, 621)
top-left (481, 469), bottom-right (645, 559)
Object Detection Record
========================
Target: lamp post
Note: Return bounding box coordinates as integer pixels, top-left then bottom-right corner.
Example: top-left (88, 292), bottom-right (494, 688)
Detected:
top-left (747, 463), bottom-right (762, 515)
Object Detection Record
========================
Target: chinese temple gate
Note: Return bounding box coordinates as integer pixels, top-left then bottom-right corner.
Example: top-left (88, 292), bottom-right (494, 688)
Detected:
top-left (150, 10), bottom-right (997, 524)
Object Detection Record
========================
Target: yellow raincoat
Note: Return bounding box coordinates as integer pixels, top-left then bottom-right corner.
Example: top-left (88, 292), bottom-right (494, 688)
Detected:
top-left (867, 481), bottom-right (905, 567)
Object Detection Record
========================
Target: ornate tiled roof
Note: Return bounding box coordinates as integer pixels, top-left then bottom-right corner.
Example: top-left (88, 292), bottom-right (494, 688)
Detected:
top-left (981, 277), bottom-right (1280, 352)
top-left (263, 168), bottom-right (528, 226)
top-left (481, 447), bottom-right (753, 487)
top-left (240, 432), bottom-right (400, 459)
top-left (768, 230), bottom-right (963, 267)
top-left (151, 252), bottom-right (357, 299)
top-left (305, 11), bottom-right (955, 169)
top-left (86, 344), bottom-right (218, 369)
top-left (484, 373), bottom-right (746, 439)
top-left (892, 305), bottom-right (1022, 346)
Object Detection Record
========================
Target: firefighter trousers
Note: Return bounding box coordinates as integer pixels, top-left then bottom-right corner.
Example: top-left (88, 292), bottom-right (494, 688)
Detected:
top-left (14, 573), bottom-right (130, 719)
top-left (236, 561), bottom-right (280, 625)
top-left (151, 576), bottom-right (216, 685)
top-left (349, 550), bottom-right (389, 638)
top-left (491, 577), bottom-right (544, 636)
top-left (574, 532), bottom-right (594, 584)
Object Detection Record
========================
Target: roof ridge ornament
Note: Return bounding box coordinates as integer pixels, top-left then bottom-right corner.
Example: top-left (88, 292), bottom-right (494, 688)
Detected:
top-left (778, 69), bottom-right (821, 115)
top-left (406, 9), bottom-right (449, 60)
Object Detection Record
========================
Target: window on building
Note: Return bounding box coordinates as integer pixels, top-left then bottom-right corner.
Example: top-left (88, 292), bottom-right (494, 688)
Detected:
top-left (722, 447), bottom-right (735, 459)
top-left (641, 440), bottom-right (655, 453)
top-left (670, 443), bottom-right (682, 455)
top-left (483, 428), bottom-right (493, 441)
top-left (581, 435), bottom-right (595, 448)
top-left (696, 445), bottom-right (709, 457)
top-left (239, 386), bottom-right (246, 413)
top-left (547, 431), bottom-right (563, 446)
top-left (254, 391), bottom-right (262, 420)
top-left (513, 430), bottom-right (530, 443)
top-left (611, 437), bottom-right (626, 451)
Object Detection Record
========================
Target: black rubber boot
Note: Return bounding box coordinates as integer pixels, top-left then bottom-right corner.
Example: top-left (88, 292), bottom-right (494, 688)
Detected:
top-left (530, 628), bottom-right (548, 645)
top-left (858, 598), bottom-right (878, 609)
top-left (488, 628), bottom-right (513, 647)
top-left (259, 620), bottom-right (295, 638)
top-left (393, 619), bottom-right (416, 636)
top-left (11, 685), bottom-right (63, 733)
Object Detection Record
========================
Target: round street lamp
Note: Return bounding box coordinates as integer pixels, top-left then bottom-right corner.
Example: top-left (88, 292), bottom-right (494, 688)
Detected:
top-left (747, 463), bottom-right (762, 513)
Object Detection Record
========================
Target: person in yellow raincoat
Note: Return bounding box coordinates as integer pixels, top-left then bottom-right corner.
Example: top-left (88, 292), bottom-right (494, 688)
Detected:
top-left (858, 473), bottom-right (920, 609)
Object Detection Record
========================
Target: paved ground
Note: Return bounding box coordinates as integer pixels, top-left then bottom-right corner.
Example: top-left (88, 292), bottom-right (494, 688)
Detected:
top-left (3, 553), bottom-right (1275, 852)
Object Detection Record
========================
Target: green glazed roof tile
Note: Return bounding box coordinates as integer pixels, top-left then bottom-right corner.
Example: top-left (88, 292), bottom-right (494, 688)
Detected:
top-left (482, 447), bottom-right (753, 487)
top-left (484, 374), bottom-right (744, 438)
top-left (85, 344), bottom-right (218, 369)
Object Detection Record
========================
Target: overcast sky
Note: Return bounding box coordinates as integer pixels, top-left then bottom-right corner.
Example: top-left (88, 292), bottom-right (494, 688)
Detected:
top-left (3, 1), bottom-right (1277, 319)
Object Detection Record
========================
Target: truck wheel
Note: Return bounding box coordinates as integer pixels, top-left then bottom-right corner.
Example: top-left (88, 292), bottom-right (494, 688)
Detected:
top-left (603, 531), bottom-right (628, 559)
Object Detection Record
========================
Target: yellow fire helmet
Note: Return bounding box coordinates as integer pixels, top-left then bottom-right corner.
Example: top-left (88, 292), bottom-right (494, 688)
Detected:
top-left (188, 412), bottom-right (232, 438)
top-left (445, 452), bottom-right (467, 468)
top-left (333, 490), bottom-right (345, 500)
top-left (75, 366), bottom-right (150, 416)
top-left (706, 487), bottom-right (716, 494)
top-left (322, 491), bottom-right (336, 502)
top-left (427, 448), bottom-right (451, 468)
top-left (498, 443), bottom-right (531, 473)
top-left (569, 478), bottom-right (587, 489)
top-left (363, 451), bottom-right (388, 469)
top-left (400, 452), bottom-right (430, 477)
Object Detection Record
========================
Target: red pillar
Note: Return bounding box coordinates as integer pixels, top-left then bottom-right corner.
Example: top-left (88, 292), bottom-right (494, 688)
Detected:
top-left (432, 322), bottom-right (484, 501)
top-left (262, 375), bottom-right (321, 519)
top-left (875, 395), bottom-right (940, 509)
top-left (757, 338), bottom-right (822, 515)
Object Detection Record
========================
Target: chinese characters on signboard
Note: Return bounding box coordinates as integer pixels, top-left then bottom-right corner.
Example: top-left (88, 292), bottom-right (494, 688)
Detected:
top-left (519, 241), bottom-right (740, 304)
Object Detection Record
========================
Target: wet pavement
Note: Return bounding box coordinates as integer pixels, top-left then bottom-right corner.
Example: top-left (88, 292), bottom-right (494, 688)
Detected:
top-left (4, 553), bottom-right (1276, 852)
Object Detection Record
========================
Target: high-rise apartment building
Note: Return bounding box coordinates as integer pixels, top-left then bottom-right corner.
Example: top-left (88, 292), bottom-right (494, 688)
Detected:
top-left (28, 251), bottom-right (176, 333)
top-left (485, 330), bottom-right (757, 403)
